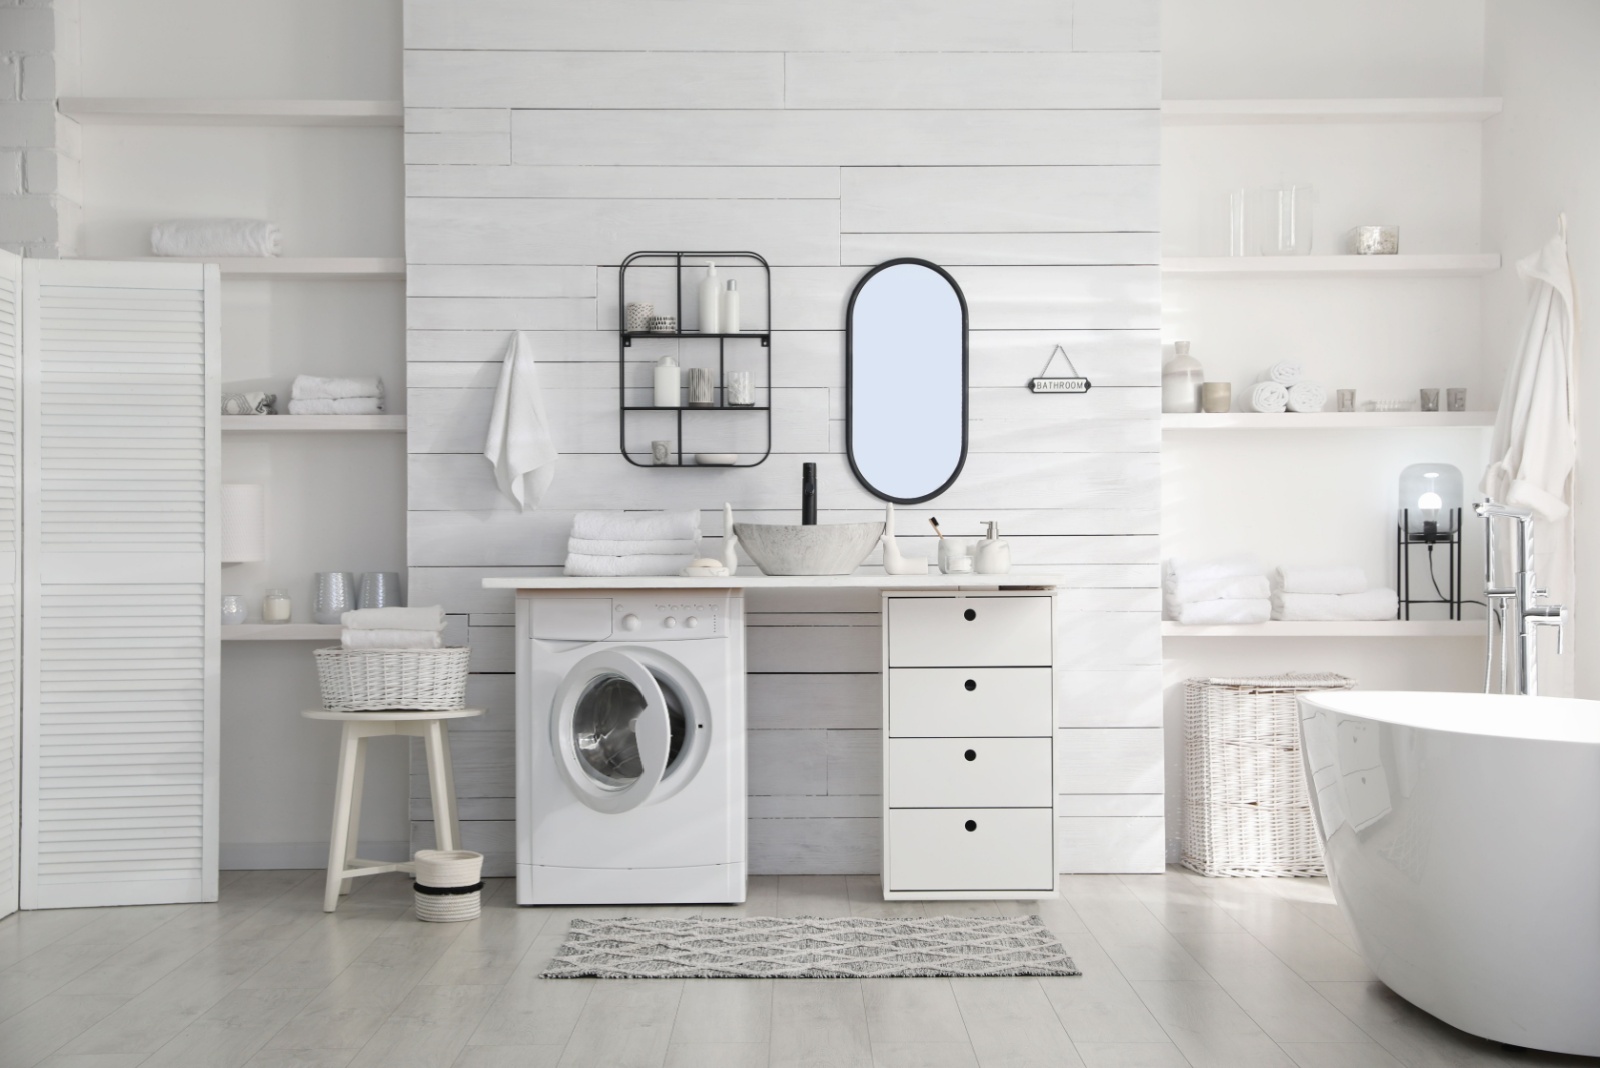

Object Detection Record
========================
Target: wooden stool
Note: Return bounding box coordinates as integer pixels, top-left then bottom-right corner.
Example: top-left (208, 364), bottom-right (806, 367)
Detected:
top-left (301, 708), bottom-right (483, 912)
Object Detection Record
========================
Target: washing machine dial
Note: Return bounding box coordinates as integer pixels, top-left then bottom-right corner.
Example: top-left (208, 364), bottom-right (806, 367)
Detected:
top-left (685, 616), bottom-right (700, 629)
top-left (663, 616), bottom-right (678, 628)
top-left (620, 614), bottom-right (641, 631)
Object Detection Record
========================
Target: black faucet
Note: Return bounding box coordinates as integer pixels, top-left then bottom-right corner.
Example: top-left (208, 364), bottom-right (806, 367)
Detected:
top-left (802, 462), bottom-right (817, 525)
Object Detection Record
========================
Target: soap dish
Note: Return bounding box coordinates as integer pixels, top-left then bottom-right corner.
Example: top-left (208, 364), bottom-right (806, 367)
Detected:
top-left (695, 453), bottom-right (738, 466)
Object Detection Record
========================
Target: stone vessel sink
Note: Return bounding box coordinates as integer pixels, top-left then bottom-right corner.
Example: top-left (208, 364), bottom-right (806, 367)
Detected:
top-left (732, 522), bottom-right (884, 576)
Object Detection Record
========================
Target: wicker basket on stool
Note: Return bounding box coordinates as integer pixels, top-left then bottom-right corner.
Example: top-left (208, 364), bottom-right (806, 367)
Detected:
top-left (1182, 673), bottom-right (1354, 877)
top-left (314, 647), bottom-right (470, 712)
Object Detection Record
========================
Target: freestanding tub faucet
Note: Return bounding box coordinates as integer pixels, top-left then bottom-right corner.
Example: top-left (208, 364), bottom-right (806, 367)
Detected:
top-left (1477, 499), bottom-right (1567, 695)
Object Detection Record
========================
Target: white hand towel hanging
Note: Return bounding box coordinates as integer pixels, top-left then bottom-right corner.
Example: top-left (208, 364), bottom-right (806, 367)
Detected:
top-left (484, 331), bottom-right (558, 511)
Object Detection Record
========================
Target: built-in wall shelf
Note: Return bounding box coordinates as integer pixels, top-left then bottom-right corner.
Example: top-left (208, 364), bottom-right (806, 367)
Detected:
top-left (1161, 97), bottom-right (1503, 125)
top-left (1162, 254), bottom-right (1500, 278)
top-left (1163, 412), bottom-right (1494, 430)
top-left (1163, 621), bottom-right (1482, 638)
top-left (58, 98), bottom-right (403, 126)
top-left (222, 415), bottom-right (405, 433)
top-left (125, 257), bottom-right (404, 280)
top-left (222, 624), bottom-right (342, 642)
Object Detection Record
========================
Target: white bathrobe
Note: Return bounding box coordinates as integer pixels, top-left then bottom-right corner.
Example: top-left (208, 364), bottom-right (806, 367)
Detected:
top-left (483, 331), bottom-right (558, 510)
top-left (1483, 225), bottom-right (1577, 694)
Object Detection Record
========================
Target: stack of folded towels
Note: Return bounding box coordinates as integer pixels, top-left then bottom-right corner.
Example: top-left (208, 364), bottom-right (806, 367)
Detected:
top-left (288, 375), bottom-right (384, 416)
top-left (340, 606), bottom-right (446, 650)
top-left (1272, 566), bottom-right (1398, 621)
top-left (564, 510), bottom-right (700, 577)
top-left (1164, 555), bottom-right (1272, 624)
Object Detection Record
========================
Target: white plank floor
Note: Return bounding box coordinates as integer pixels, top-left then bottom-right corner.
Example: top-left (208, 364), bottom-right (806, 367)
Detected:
top-left (0, 868), bottom-right (1594, 1068)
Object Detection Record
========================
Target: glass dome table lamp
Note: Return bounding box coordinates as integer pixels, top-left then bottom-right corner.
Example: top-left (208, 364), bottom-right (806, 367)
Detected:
top-left (1399, 463), bottom-right (1463, 542)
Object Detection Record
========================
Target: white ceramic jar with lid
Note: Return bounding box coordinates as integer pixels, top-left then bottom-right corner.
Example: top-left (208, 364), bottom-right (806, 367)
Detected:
top-left (1162, 341), bottom-right (1204, 413)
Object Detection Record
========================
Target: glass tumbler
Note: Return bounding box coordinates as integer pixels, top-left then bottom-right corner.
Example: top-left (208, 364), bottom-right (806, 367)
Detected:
top-left (1259, 185), bottom-right (1315, 255)
top-left (221, 594), bottom-right (246, 626)
top-left (358, 572), bottom-right (403, 610)
top-left (313, 572), bottom-right (357, 625)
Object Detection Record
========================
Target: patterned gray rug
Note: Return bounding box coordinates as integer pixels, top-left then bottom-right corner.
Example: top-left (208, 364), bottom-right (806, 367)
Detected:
top-left (542, 915), bottom-right (1080, 979)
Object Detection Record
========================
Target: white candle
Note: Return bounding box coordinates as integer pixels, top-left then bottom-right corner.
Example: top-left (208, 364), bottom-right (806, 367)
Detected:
top-left (262, 589), bottom-right (292, 623)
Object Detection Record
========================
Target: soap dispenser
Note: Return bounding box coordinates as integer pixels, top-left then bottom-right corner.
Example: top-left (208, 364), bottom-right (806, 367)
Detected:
top-left (698, 261), bottom-right (721, 334)
top-left (722, 278), bottom-right (741, 333)
top-left (653, 354), bottom-right (680, 407)
top-left (1162, 341), bottom-right (1203, 413)
top-left (975, 521), bottom-right (1011, 575)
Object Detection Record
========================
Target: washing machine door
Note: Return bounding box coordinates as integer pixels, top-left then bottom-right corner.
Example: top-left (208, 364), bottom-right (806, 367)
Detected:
top-left (552, 649), bottom-right (677, 814)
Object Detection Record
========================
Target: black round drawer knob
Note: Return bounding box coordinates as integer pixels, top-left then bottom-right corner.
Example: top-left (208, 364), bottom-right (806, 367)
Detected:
top-left (963, 608), bottom-right (977, 621)
top-left (964, 819), bottom-right (977, 832)
top-left (964, 679), bottom-right (977, 692)
top-left (964, 749), bottom-right (976, 761)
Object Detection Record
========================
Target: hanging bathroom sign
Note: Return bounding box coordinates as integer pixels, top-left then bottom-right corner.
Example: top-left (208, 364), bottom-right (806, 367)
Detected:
top-left (1029, 344), bottom-right (1091, 393)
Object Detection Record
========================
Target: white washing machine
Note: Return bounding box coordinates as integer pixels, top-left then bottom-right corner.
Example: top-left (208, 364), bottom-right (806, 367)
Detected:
top-left (515, 589), bottom-right (746, 905)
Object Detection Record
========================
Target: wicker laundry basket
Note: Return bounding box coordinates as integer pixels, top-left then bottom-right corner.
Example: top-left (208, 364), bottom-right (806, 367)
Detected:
top-left (413, 849), bottom-right (483, 922)
top-left (314, 647), bottom-right (470, 712)
top-left (1182, 673), bottom-right (1354, 878)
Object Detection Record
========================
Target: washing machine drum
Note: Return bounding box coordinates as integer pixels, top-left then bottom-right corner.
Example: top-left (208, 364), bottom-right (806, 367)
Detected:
top-left (551, 649), bottom-right (705, 814)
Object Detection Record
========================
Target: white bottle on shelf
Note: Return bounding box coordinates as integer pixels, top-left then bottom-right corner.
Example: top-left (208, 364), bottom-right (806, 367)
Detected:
top-left (698, 261), bottom-right (720, 333)
top-left (1162, 341), bottom-right (1204, 413)
top-left (722, 278), bottom-right (741, 333)
top-left (653, 355), bottom-right (681, 408)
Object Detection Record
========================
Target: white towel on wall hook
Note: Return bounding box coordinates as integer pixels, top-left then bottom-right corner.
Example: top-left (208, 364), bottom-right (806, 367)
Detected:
top-left (484, 331), bottom-right (558, 511)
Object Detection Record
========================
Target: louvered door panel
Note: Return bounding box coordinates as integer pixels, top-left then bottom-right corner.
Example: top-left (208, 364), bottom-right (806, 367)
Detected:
top-left (0, 250), bottom-right (19, 919)
top-left (21, 259), bottom-right (219, 909)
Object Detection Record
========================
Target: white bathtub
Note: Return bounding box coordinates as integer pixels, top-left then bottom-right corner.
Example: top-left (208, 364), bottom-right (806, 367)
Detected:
top-left (1297, 690), bottom-right (1600, 1056)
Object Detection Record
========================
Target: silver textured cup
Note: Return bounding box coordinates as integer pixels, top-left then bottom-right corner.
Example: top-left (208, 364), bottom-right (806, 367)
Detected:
top-left (357, 571), bottom-right (403, 610)
top-left (313, 572), bottom-right (357, 624)
top-left (1420, 388), bottom-right (1440, 413)
top-left (1447, 387), bottom-right (1467, 412)
top-left (625, 302), bottom-right (654, 332)
top-left (1337, 389), bottom-right (1357, 413)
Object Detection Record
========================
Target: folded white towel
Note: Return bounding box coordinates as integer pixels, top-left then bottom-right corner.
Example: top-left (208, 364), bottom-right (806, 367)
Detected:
top-left (1274, 565), bottom-right (1368, 595)
top-left (1287, 381), bottom-right (1327, 413)
top-left (564, 553), bottom-right (697, 577)
top-left (567, 537), bottom-right (700, 557)
top-left (1272, 588), bottom-right (1399, 621)
top-left (1166, 555), bottom-right (1263, 583)
top-left (1164, 574), bottom-right (1271, 604)
top-left (341, 606), bottom-right (445, 631)
top-left (1267, 361), bottom-right (1303, 386)
top-left (570, 510), bottom-right (701, 542)
top-left (291, 375), bottom-right (384, 401)
top-left (287, 398), bottom-right (384, 415)
top-left (1250, 381), bottom-right (1289, 413)
top-left (151, 219), bottom-right (281, 258)
top-left (341, 629), bottom-right (444, 650)
top-left (1169, 599), bottom-right (1272, 625)
top-left (484, 331), bottom-right (558, 511)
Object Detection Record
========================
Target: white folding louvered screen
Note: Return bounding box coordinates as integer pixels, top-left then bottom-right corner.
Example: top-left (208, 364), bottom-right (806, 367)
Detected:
top-left (19, 259), bottom-right (220, 909)
top-left (0, 251), bottom-right (19, 919)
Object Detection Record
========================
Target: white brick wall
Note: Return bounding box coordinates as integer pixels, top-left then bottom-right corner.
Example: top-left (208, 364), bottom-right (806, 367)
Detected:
top-left (0, 0), bottom-right (78, 256)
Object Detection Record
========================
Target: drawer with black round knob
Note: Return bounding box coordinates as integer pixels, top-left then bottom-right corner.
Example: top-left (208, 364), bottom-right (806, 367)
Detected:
top-left (886, 595), bottom-right (1052, 667)
top-left (886, 737), bottom-right (1053, 808)
top-left (888, 667), bottom-right (1052, 737)
top-left (885, 808), bottom-right (1055, 893)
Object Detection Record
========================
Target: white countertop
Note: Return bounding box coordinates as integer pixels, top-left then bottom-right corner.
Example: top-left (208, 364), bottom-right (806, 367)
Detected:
top-left (482, 572), bottom-right (1062, 591)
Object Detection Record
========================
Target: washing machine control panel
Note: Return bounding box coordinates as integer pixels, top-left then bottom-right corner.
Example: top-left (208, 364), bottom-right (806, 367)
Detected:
top-left (612, 601), bottom-right (720, 639)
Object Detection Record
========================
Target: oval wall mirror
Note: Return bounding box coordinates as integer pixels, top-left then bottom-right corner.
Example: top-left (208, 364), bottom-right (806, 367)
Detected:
top-left (846, 259), bottom-right (969, 504)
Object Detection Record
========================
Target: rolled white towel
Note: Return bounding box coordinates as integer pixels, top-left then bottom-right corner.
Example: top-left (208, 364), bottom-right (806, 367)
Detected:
top-left (1287, 381), bottom-right (1327, 413)
top-left (564, 553), bottom-right (697, 577)
top-left (567, 537), bottom-right (700, 557)
top-left (1168, 599), bottom-right (1271, 625)
top-left (1274, 565), bottom-right (1367, 595)
top-left (1267, 361), bottom-right (1303, 386)
top-left (292, 375), bottom-right (384, 401)
top-left (1271, 588), bottom-right (1399, 621)
top-left (151, 219), bottom-right (281, 258)
top-left (1250, 381), bottom-right (1289, 413)
top-left (1164, 573), bottom-right (1271, 604)
top-left (341, 629), bottom-right (444, 650)
top-left (287, 398), bottom-right (384, 415)
top-left (342, 606), bottom-right (445, 631)
top-left (570, 510), bottom-right (701, 542)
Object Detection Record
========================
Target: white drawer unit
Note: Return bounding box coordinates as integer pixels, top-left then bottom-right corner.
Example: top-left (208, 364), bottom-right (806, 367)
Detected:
top-left (882, 591), bottom-right (1057, 899)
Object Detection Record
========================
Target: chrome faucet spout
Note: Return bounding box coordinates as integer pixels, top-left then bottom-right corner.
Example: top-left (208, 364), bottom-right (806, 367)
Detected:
top-left (1479, 498), bottom-right (1566, 695)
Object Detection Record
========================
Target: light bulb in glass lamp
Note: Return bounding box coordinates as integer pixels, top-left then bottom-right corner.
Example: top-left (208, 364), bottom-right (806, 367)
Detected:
top-left (1398, 463), bottom-right (1462, 539)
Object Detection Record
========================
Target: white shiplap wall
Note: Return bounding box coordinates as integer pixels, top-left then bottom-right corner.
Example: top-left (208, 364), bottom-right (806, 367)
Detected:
top-left (403, 0), bottom-right (1164, 875)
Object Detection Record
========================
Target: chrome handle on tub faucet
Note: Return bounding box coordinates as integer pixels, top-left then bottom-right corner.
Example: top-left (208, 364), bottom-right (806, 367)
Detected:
top-left (1529, 604), bottom-right (1568, 655)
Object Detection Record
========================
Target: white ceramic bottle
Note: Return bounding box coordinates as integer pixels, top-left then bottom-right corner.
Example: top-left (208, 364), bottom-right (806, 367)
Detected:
top-left (1162, 341), bottom-right (1204, 413)
top-left (653, 355), bottom-right (680, 407)
top-left (975, 520), bottom-right (1011, 574)
top-left (698, 261), bottom-right (720, 333)
top-left (722, 278), bottom-right (741, 333)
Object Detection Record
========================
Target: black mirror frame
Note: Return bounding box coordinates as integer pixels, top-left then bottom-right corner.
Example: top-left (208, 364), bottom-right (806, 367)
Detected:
top-left (844, 257), bottom-right (970, 505)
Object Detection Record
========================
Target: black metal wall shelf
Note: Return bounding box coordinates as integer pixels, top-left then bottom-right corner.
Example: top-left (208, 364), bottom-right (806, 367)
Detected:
top-left (618, 250), bottom-right (772, 468)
